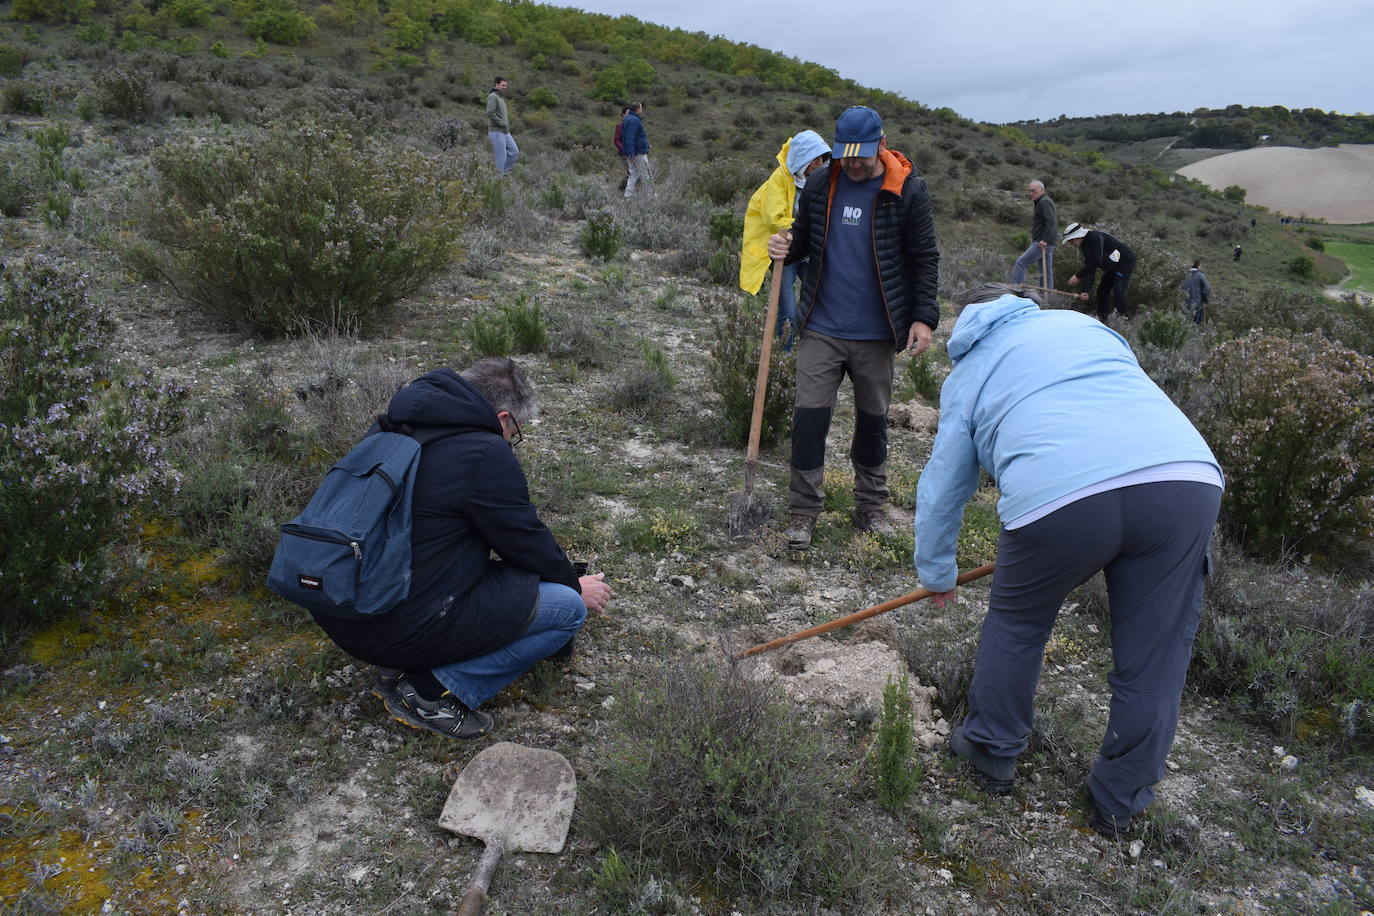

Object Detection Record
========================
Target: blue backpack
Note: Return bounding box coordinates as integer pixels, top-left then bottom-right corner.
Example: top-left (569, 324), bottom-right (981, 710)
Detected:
top-left (267, 421), bottom-right (421, 619)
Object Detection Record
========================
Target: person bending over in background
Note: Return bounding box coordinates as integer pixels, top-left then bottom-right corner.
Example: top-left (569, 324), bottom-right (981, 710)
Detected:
top-left (1064, 222), bottom-right (1136, 322)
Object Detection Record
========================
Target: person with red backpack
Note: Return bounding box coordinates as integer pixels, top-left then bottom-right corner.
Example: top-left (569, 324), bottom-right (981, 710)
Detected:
top-left (612, 106), bottom-right (630, 191)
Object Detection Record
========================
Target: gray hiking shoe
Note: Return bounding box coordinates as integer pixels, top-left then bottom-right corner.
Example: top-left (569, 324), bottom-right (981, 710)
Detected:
top-left (949, 725), bottom-right (1016, 795)
top-left (785, 514), bottom-right (817, 550)
top-left (852, 508), bottom-right (895, 536)
top-left (381, 678), bottom-right (493, 741)
top-left (1082, 786), bottom-right (1134, 838)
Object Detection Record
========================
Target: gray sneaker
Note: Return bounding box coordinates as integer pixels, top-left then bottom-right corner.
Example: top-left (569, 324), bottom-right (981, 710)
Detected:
top-left (949, 725), bottom-right (1016, 795)
top-left (381, 678), bottom-right (493, 741)
top-left (785, 514), bottom-right (817, 550)
top-left (370, 666), bottom-right (404, 701)
top-left (852, 508), bottom-right (895, 536)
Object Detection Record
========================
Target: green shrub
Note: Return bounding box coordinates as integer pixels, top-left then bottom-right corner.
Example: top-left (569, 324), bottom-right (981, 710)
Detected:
top-left (707, 210), bottom-right (742, 244)
top-left (1198, 332), bottom-right (1374, 558)
top-left (2, 80), bottom-right (45, 115)
top-left (0, 44), bottom-right (24, 78)
top-left (0, 143), bottom-right (43, 216)
top-left (579, 211), bottom-right (622, 260)
top-left (93, 67), bottom-right (152, 121)
top-left (1222, 184), bottom-right (1246, 202)
top-left (1138, 308), bottom-right (1191, 349)
top-left (463, 312), bottom-right (514, 357)
top-left (608, 341), bottom-right (676, 414)
top-left (689, 158), bottom-right (762, 206)
top-left (526, 86), bottom-right (558, 108)
top-left (138, 118), bottom-right (480, 336)
top-left (1213, 286), bottom-right (1374, 354)
top-left (1306, 237), bottom-right (1326, 252)
top-left (1191, 540), bottom-right (1374, 748)
top-left (237, 0), bottom-right (316, 44)
top-left (873, 674), bottom-right (920, 812)
top-left (705, 247), bottom-right (736, 285)
top-left (0, 260), bottom-right (184, 635)
top-left (501, 295), bottom-right (549, 353)
top-left (10, 0), bottom-right (94, 23)
top-left (901, 349), bottom-right (946, 403)
top-left (166, 0), bottom-right (212, 26)
top-left (1288, 255), bottom-right (1315, 278)
top-left (706, 291), bottom-right (795, 448)
top-left (581, 657), bottom-right (885, 902)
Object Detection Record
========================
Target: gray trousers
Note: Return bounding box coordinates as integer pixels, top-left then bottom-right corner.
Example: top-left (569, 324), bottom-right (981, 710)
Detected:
top-left (789, 330), bottom-right (895, 515)
top-left (961, 481), bottom-right (1220, 819)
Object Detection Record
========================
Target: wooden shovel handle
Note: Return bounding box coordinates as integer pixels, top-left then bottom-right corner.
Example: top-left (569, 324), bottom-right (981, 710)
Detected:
top-left (744, 259), bottom-right (785, 484)
top-left (455, 840), bottom-right (505, 916)
top-left (735, 562), bottom-right (996, 659)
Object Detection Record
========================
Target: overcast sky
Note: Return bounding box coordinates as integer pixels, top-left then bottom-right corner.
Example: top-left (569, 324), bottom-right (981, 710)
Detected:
top-left (562, 0), bottom-right (1372, 124)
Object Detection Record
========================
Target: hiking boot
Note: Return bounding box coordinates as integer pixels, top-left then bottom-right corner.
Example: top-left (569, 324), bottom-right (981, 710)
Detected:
top-left (1082, 786), bottom-right (1134, 838)
top-left (785, 514), bottom-right (817, 550)
top-left (381, 678), bottom-right (493, 741)
top-left (852, 508), bottom-right (895, 536)
top-left (370, 666), bottom-right (404, 701)
top-left (949, 725), bottom-right (1016, 795)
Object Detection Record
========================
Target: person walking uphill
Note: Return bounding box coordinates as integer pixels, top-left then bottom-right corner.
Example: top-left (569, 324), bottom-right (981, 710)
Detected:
top-left (740, 129), bottom-right (831, 350)
top-left (915, 283), bottom-right (1222, 838)
top-left (767, 106), bottom-right (941, 549)
top-left (1008, 180), bottom-right (1057, 286)
top-left (309, 360), bottom-right (612, 740)
top-left (486, 76), bottom-right (519, 176)
top-left (1064, 222), bottom-right (1136, 322)
top-left (1183, 259), bottom-right (1212, 324)
top-left (621, 102), bottom-right (651, 198)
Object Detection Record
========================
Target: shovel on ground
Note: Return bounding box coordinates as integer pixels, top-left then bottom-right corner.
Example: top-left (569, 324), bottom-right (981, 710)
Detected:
top-left (439, 741), bottom-right (577, 916)
top-left (728, 258), bottom-right (785, 539)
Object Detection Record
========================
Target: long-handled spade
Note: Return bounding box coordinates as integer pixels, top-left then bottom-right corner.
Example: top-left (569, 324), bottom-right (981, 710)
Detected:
top-left (734, 561), bottom-right (996, 659)
top-left (439, 742), bottom-right (577, 916)
top-left (728, 258), bottom-right (785, 539)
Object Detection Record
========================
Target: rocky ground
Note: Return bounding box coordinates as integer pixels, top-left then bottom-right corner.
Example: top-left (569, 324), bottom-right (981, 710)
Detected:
top-left (3, 144), bottom-right (1374, 914)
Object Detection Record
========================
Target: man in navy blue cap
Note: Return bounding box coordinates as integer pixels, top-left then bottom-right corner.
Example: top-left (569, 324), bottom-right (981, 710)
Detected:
top-left (767, 106), bottom-right (941, 550)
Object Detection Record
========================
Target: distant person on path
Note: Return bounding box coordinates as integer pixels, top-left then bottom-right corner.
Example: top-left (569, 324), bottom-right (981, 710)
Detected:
top-left (1233, 244), bottom-right (1242, 261)
top-left (1064, 222), bottom-right (1137, 322)
top-left (1182, 260), bottom-right (1212, 324)
top-left (741, 129), bottom-right (832, 351)
top-left (486, 76), bottom-right (519, 176)
top-left (310, 360), bottom-right (612, 741)
top-left (621, 102), bottom-right (651, 198)
top-left (916, 282), bottom-right (1223, 838)
top-left (767, 105), bottom-right (941, 549)
top-left (1008, 180), bottom-right (1057, 287)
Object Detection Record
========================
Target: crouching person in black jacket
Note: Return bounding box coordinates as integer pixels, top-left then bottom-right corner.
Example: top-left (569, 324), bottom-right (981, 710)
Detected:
top-left (312, 359), bottom-right (612, 740)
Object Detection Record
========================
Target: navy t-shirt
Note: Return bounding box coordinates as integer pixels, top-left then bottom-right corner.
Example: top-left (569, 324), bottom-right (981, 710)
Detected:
top-left (807, 172), bottom-right (890, 341)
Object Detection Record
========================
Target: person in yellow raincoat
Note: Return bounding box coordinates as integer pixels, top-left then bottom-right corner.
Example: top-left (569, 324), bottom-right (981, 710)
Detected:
top-left (739, 130), bottom-right (831, 351)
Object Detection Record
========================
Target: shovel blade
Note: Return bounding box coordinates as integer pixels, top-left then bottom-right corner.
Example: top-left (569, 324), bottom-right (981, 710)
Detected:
top-left (728, 489), bottom-right (772, 539)
top-left (438, 742), bottom-right (576, 854)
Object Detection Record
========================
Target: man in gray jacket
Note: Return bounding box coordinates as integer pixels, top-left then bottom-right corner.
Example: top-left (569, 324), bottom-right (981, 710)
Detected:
top-left (486, 76), bottom-right (519, 176)
top-left (1009, 180), bottom-right (1056, 287)
top-left (1182, 260), bottom-right (1212, 323)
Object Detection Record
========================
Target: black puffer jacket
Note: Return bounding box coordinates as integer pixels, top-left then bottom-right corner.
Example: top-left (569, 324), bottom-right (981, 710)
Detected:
top-left (787, 149), bottom-right (941, 344)
top-left (313, 369), bottom-right (578, 668)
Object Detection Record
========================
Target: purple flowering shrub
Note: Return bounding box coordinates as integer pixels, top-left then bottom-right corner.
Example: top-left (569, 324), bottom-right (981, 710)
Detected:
top-left (0, 259), bottom-right (185, 630)
top-left (1199, 331), bottom-right (1374, 559)
top-left (137, 117), bottom-right (481, 337)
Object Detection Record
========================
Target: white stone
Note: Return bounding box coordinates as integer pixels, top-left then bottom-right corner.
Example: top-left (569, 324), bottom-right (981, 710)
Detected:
top-left (1354, 786), bottom-right (1374, 809)
top-left (1279, 755), bottom-right (1298, 770)
top-left (1128, 840), bottom-right (1144, 858)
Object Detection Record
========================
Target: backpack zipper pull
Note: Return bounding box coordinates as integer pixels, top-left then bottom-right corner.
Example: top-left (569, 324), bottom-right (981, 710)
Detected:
top-left (351, 542), bottom-right (362, 559)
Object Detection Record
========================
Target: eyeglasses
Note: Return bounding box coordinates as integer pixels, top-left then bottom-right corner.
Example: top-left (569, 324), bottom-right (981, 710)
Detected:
top-left (507, 413), bottom-right (524, 445)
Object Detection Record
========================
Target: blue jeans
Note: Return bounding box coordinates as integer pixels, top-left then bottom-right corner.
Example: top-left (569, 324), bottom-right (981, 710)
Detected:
top-left (1009, 242), bottom-right (1053, 286)
top-left (433, 582), bottom-right (585, 709)
top-left (489, 131), bottom-right (519, 174)
top-left (776, 262), bottom-right (799, 351)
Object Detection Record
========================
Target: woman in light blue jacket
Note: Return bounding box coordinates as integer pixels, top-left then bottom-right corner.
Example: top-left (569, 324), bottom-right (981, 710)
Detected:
top-left (915, 283), bottom-right (1222, 838)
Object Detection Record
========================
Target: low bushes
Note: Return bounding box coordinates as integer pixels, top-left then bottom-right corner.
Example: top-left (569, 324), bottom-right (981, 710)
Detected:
top-left (137, 118), bottom-right (481, 336)
top-left (706, 291), bottom-right (795, 448)
top-left (1, 260), bottom-right (184, 634)
top-left (581, 657), bottom-right (886, 903)
top-left (1198, 331), bottom-right (1374, 559)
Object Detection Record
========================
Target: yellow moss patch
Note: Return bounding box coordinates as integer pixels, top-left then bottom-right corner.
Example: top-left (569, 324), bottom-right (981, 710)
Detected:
top-left (175, 553), bottom-right (229, 589)
top-left (26, 620), bottom-right (99, 667)
top-left (0, 829), bottom-right (111, 911)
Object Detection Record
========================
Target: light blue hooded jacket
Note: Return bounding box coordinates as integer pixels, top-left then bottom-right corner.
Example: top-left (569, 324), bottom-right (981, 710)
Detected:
top-left (914, 294), bottom-right (1221, 592)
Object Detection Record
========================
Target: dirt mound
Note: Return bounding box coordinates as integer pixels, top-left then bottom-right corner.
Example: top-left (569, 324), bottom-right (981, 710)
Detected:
top-left (1177, 144), bottom-right (1374, 224)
